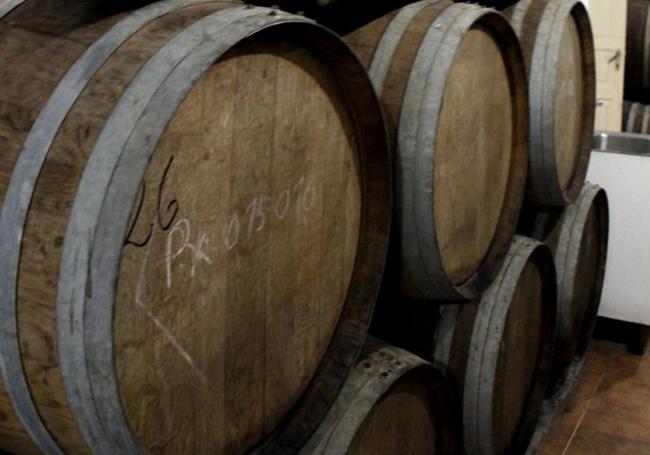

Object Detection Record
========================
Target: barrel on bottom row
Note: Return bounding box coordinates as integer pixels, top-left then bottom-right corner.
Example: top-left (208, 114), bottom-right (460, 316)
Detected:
top-left (302, 340), bottom-right (459, 455)
top-left (434, 237), bottom-right (557, 455)
top-left (369, 236), bottom-right (557, 455)
top-left (520, 184), bottom-right (609, 392)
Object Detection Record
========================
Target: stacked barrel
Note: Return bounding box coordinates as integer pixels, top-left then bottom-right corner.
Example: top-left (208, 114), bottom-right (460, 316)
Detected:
top-left (622, 99), bottom-right (650, 133)
top-left (0, 0), bottom-right (608, 454)
top-left (623, 0), bottom-right (650, 131)
top-left (341, 0), bottom-right (606, 453)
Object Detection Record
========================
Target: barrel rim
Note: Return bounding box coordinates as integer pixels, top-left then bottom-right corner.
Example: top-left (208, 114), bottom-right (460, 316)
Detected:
top-left (55, 10), bottom-right (390, 455)
top-left (463, 236), bottom-right (556, 455)
top-left (397, 4), bottom-right (528, 299)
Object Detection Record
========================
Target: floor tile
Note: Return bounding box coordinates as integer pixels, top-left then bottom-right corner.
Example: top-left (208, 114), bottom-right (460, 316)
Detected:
top-left (537, 339), bottom-right (650, 454)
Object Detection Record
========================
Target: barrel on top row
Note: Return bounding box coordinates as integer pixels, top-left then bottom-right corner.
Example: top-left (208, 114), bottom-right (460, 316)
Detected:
top-left (0, 1), bottom-right (390, 454)
top-left (346, 0), bottom-right (529, 300)
top-left (503, 0), bottom-right (595, 206)
top-left (622, 100), bottom-right (650, 133)
top-left (625, 0), bottom-right (650, 103)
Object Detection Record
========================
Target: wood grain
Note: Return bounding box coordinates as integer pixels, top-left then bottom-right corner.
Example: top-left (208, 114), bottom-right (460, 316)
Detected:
top-left (348, 373), bottom-right (437, 455)
top-left (114, 39), bottom-right (362, 454)
top-left (0, 1), bottom-right (390, 453)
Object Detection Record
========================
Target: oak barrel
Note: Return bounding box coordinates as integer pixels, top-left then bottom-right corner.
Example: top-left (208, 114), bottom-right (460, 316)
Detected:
top-left (0, 1), bottom-right (391, 454)
top-left (622, 100), bottom-right (650, 133)
top-left (625, 0), bottom-right (650, 103)
top-left (504, 0), bottom-right (595, 206)
top-left (434, 236), bottom-right (557, 455)
top-left (300, 339), bottom-right (459, 455)
top-left (521, 184), bottom-right (608, 391)
top-left (346, 0), bottom-right (529, 300)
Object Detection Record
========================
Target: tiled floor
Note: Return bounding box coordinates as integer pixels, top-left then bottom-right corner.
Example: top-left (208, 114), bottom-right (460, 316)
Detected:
top-left (535, 339), bottom-right (650, 455)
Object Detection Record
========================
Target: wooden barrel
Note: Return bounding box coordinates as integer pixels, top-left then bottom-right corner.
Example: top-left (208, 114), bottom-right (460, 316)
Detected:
top-left (521, 184), bottom-right (608, 391)
top-left (0, 1), bottom-right (391, 454)
top-left (300, 339), bottom-right (459, 455)
top-left (622, 100), bottom-right (633, 130)
top-left (625, 0), bottom-right (650, 103)
top-left (504, 0), bottom-right (595, 206)
top-left (345, 0), bottom-right (529, 300)
top-left (622, 100), bottom-right (650, 133)
top-left (434, 236), bottom-right (556, 455)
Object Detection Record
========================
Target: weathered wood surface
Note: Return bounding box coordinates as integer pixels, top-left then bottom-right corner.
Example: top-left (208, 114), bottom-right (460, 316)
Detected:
top-left (504, 0), bottom-right (595, 206)
top-left (434, 236), bottom-right (557, 455)
top-left (345, 0), bottom-right (528, 300)
top-left (0, 1), bottom-right (391, 453)
top-left (301, 339), bottom-right (459, 455)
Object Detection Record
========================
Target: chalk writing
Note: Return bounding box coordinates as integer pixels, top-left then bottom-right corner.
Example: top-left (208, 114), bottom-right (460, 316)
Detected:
top-left (135, 235), bottom-right (208, 384)
top-left (223, 175), bottom-right (318, 250)
top-left (166, 218), bottom-right (213, 288)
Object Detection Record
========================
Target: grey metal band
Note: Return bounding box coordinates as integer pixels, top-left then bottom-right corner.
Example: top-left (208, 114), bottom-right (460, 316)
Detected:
top-left (0, 0), bottom-right (24, 19)
top-left (463, 236), bottom-right (537, 455)
top-left (432, 304), bottom-right (461, 365)
top-left (399, 4), bottom-right (486, 299)
top-left (643, 106), bottom-right (650, 133)
top-left (58, 7), bottom-right (304, 455)
top-left (508, 0), bottom-right (534, 36)
top-left (367, 0), bottom-right (438, 97)
top-left (627, 102), bottom-right (640, 132)
top-left (0, 1), bottom-right (223, 454)
top-left (530, 0), bottom-right (565, 205)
